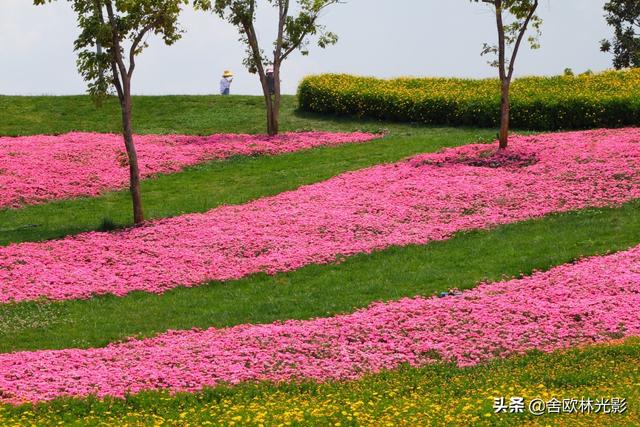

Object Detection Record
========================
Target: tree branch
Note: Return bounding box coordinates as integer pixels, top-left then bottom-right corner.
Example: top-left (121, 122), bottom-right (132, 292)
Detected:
top-left (281, 1), bottom-right (339, 61)
top-left (281, 27), bottom-right (311, 61)
top-left (274, 0), bottom-right (289, 66)
top-left (239, 2), bottom-right (266, 79)
top-left (128, 17), bottom-right (163, 78)
top-left (494, 0), bottom-right (506, 81)
top-left (507, 0), bottom-right (539, 80)
top-left (104, 0), bottom-right (128, 82)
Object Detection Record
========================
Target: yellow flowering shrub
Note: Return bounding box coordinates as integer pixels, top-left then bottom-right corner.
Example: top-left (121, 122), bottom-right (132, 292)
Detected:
top-left (298, 70), bottom-right (640, 130)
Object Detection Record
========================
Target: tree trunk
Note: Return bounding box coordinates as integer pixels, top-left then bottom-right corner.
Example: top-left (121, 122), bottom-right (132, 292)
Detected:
top-left (261, 72), bottom-right (280, 136)
top-left (265, 97), bottom-right (278, 136)
top-left (499, 78), bottom-right (511, 149)
top-left (269, 95), bottom-right (280, 136)
top-left (271, 67), bottom-right (281, 136)
top-left (120, 88), bottom-right (145, 224)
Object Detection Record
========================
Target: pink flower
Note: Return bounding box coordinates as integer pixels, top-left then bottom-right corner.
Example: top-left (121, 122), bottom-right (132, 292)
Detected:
top-left (0, 244), bottom-right (638, 404)
top-left (1, 128), bottom-right (639, 303)
top-left (0, 131), bottom-right (378, 208)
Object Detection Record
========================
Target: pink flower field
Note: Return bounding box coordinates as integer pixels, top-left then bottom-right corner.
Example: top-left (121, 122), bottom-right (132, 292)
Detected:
top-left (1, 128), bottom-right (640, 303)
top-left (0, 243), bottom-right (638, 404)
top-left (0, 131), bottom-right (378, 209)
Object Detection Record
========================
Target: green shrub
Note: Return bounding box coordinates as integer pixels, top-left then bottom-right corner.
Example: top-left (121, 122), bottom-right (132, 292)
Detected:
top-left (298, 70), bottom-right (640, 130)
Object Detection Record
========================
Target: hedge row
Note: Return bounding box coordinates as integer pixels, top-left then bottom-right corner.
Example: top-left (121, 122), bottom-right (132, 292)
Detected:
top-left (297, 70), bottom-right (640, 130)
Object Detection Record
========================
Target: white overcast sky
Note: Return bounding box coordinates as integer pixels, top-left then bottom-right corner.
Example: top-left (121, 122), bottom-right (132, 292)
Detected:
top-left (0, 0), bottom-right (613, 96)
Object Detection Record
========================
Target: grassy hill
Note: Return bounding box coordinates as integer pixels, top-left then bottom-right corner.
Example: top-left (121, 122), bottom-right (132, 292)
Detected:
top-left (2, 94), bottom-right (414, 136)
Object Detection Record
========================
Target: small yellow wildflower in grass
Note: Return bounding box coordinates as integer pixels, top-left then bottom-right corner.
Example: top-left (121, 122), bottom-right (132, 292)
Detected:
top-left (0, 339), bottom-right (638, 426)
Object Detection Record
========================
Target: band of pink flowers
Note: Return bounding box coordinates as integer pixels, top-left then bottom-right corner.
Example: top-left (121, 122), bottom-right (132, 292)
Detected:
top-left (1, 128), bottom-right (639, 303)
top-left (0, 131), bottom-right (378, 209)
top-left (1, 243), bottom-right (638, 404)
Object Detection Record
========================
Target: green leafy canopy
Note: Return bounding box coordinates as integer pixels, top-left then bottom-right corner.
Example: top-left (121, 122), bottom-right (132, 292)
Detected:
top-left (600, 0), bottom-right (640, 69)
top-left (34, 0), bottom-right (188, 101)
top-left (194, 0), bottom-right (340, 73)
top-left (472, 0), bottom-right (542, 71)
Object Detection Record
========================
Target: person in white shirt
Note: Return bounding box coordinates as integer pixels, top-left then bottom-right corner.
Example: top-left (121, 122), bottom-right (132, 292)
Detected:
top-left (220, 70), bottom-right (233, 95)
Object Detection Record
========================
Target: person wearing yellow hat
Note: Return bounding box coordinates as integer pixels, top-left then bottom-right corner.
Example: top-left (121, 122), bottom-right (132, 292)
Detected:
top-left (220, 70), bottom-right (234, 95)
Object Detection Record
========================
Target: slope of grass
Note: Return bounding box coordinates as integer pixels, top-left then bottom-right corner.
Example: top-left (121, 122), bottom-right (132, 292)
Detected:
top-left (1, 201), bottom-right (639, 353)
top-left (1, 94), bottom-right (451, 136)
top-left (1, 338), bottom-right (637, 426)
top-left (0, 95), bottom-right (494, 246)
top-left (1, 96), bottom-right (638, 427)
top-left (1, 95), bottom-right (300, 135)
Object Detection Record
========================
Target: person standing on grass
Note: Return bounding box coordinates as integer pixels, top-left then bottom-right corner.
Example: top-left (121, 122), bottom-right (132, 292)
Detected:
top-left (266, 66), bottom-right (276, 95)
top-left (220, 70), bottom-right (233, 95)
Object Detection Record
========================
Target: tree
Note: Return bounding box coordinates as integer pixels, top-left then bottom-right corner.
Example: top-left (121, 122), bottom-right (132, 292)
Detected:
top-left (196, 0), bottom-right (340, 135)
top-left (473, 0), bottom-right (541, 149)
top-left (34, 0), bottom-right (187, 223)
top-left (600, 0), bottom-right (640, 69)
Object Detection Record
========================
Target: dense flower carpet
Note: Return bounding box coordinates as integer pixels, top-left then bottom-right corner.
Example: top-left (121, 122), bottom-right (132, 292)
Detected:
top-left (0, 131), bottom-right (377, 208)
top-left (1, 128), bottom-right (639, 303)
top-left (0, 128), bottom-right (638, 426)
top-left (0, 243), bottom-right (638, 403)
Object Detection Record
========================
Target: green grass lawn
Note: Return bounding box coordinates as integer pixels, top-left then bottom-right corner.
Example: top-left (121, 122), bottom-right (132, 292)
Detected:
top-left (0, 95), bottom-right (639, 357)
top-left (1, 95), bottom-right (313, 135)
top-left (2, 201), bottom-right (639, 353)
top-left (2, 338), bottom-right (637, 426)
top-left (1, 94), bottom-right (464, 136)
top-left (1, 95), bottom-right (639, 426)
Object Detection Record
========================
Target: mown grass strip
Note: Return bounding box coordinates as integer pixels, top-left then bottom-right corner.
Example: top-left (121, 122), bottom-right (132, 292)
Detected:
top-left (1, 200), bottom-right (639, 354)
top-left (0, 95), bottom-right (336, 136)
top-left (1, 338), bottom-right (637, 426)
top-left (0, 94), bottom-right (473, 136)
